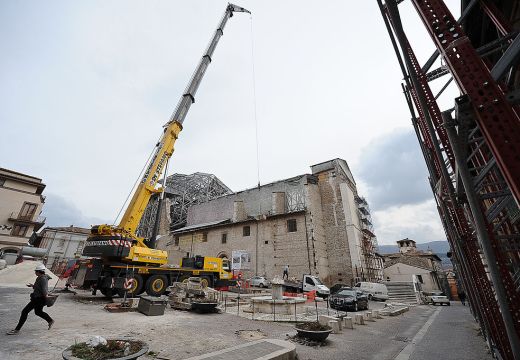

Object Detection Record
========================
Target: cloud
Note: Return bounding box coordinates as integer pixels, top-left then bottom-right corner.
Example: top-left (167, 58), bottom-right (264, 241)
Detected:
top-left (357, 129), bottom-right (431, 210)
top-left (41, 193), bottom-right (106, 229)
top-left (372, 199), bottom-right (445, 245)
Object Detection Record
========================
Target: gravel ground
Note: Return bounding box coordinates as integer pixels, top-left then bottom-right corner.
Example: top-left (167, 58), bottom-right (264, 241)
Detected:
top-left (0, 286), bottom-right (490, 360)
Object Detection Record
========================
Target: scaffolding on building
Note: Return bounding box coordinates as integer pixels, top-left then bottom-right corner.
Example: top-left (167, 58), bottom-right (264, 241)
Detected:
top-left (137, 172), bottom-right (232, 239)
top-left (355, 195), bottom-right (383, 282)
top-left (378, 1), bottom-right (520, 358)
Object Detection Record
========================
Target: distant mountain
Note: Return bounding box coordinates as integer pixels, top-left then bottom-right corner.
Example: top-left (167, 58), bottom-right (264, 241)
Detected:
top-left (377, 241), bottom-right (452, 268)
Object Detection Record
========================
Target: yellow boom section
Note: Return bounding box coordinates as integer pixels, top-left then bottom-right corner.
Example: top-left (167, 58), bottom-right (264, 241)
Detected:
top-left (118, 121), bottom-right (183, 235)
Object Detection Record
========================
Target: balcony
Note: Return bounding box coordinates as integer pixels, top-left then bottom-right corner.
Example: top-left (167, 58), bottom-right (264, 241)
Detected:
top-left (9, 212), bottom-right (46, 230)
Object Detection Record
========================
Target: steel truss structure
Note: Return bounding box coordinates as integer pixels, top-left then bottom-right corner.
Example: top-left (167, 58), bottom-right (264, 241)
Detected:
top-left (137, 172), bottom-right (232, 239)
top-left (378, 0), bottom-right (520, 358)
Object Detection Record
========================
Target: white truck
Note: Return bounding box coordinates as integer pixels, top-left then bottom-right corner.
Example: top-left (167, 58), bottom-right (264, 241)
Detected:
top-left (283, 274), bottom-right (330, 298)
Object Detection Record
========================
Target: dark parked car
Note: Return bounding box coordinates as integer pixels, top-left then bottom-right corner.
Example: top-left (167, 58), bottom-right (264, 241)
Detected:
top-left (328, 288), bottom-right (369, 312)
top-left (330, 283), bottom-right (349, 295)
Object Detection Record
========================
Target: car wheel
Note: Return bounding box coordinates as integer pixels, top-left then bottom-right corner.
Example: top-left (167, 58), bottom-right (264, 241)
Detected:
top-left (366, 301), bottom-right (369, 310)
top-left (354, 302), bottom-right (358, 312)
top-left (447, 302), bottom-right (451, 306)
top-left (368, 294), bottom-right (373, 301)
top-left (259, 283), bottom-right (265, 288)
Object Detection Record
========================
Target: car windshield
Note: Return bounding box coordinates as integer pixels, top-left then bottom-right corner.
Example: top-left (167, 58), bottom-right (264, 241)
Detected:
top-left (337, 289), bottom-right (356, 296)
top-left (222, 259), bottom-right (230, 272)
top-left (312, 277), bottom-right (323, 285)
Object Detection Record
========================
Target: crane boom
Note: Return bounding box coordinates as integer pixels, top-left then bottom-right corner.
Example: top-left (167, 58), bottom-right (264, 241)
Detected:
top-left (118, 3), bottom-right (251, 238)
top-left (84, 3), bottom-right (250, 265)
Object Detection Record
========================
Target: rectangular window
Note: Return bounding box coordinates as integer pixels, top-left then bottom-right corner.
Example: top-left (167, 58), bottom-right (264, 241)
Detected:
top-left (243, 226), bottom-right (250, 236)
top-left (11, 224), bottom-right (28, 237)
top-left (0, 178), bottom-right (5, 186)
top-left (264, 240), bottom-right (269, 244)
top-left (417, 275), bottom-right (424, 284)
top-left (202, 232), bottom-right (208, 242)
top-left (20, 202), bottom-right (37, 220)
top-left (221, 233), bottom-right (227, 244)
top-left (287, 219), bottom-right (297, 233)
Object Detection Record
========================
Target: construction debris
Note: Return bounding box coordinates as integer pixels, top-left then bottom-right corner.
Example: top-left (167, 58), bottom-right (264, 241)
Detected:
top-left (168, 277), bottom-right (219, 312)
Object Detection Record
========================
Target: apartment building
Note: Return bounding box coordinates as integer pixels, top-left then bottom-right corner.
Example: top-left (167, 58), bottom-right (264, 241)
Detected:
top-left (0, 168), bottom-right (46, 261)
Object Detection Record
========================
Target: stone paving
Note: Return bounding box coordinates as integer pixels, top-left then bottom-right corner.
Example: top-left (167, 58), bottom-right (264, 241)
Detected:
top-left (0, 286), bottom-right (493, 360)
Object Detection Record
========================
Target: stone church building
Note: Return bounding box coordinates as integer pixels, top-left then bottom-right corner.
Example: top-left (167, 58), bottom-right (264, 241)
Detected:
top-left (158, 159), bottom-right (382, 286)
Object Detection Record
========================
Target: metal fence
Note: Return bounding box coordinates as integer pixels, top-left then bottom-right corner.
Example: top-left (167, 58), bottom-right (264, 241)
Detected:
top-left (217, 293), bottom-right (348, 323)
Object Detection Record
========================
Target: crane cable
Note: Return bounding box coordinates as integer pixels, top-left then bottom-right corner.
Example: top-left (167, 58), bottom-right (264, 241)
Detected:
top-left (112, 135), bottom-right (162, 226)
top-left (249, 15), bottom-right (261, 190)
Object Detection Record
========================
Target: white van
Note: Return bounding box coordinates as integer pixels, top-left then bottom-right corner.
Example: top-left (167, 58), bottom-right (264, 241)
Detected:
top-left (355, 282), bottom-right (389, 301)
top-left (302, 275), bottom-right (330, 298)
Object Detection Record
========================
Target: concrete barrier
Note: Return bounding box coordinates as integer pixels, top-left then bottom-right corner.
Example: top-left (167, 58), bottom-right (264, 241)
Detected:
top-left (364, 311), bottom-right (375, 322)
top-left (318, 315), bottom-right (340, 327)
top-left (354, 314), bottom-right (365, 325)
top-left (343, 316), bottom-right (354, 329)
top-left (328, 320), bottom-right (341, 334)
top-left (388, 306), bottom-right (409, 316)
top-left (380, 305), bottom-right (410, 317)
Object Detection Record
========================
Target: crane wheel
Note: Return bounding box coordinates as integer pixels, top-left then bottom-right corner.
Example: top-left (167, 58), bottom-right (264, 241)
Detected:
top-left (127, 274), bottom-right (144, 296)
top-left (100, 288), bottom-right (114, 298)
top-left (145, 275), bottom-right (168, 296)
top-left (179, 275), bottom-right (190, 284)
top-left (200, 276), bottom-right (212, 288)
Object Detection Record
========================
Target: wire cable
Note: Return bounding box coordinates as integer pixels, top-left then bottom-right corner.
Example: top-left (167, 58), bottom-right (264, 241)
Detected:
top-left (249, 15), bottom-right (261, 189)
top-left (112, 135), bottom-right (162, 225)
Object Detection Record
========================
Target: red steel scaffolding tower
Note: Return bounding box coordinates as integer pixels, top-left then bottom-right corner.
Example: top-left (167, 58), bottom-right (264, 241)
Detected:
top-left (377, 0), bottom-right (520, 358)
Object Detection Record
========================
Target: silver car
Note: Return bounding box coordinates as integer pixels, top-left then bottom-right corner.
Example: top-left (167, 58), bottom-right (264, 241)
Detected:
top-left (426, 291), bottom-right (450, 306)
top-left (249, 276), bottom-right (270, 288)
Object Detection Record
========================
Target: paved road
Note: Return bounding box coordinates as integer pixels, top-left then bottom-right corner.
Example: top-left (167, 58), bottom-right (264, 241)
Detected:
top-left (407, 303), bottom-right (491, 360)
top-left (0, 286), bottom-right (492, 359)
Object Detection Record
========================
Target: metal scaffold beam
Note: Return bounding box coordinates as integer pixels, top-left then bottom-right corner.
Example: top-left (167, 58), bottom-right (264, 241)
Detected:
top-left (137, 172), bottom-right (232, 239)
top-left (377, 0), bottom-right (520, 358)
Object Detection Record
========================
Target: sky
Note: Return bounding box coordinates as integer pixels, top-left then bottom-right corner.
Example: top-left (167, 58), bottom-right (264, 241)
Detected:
top-left (1, 0), bottom-right (461, 245)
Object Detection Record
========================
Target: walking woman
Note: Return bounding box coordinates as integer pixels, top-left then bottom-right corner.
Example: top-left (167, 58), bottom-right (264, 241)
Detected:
top-left (7, 264), bottom-right (54, 335)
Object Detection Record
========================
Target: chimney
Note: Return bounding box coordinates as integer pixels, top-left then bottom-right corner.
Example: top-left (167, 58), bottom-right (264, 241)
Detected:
top-left (233, 201), bottom-right (247, 222)
top-left (271, 192), bottom-right (285, 215)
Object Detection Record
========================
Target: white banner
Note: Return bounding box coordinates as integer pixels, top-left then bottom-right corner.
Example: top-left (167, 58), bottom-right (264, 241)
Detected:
top-left (231, 250), bottom-right (251, 270)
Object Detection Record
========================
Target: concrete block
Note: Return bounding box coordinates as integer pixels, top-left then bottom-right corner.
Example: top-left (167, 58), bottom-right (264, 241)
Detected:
top-left (318, 315), bottom-right (340, 327)
top-left (364, 311), bottom-right (375, 322)
top-left (354, 314), bottom-right (365, 325)
top-left (343, 316), bottom-right (354, 329)
top-left (328, 320), bottom-right (341, 334)
top-left (372, 310), bottom-right (381, 319)
top-left (387, 306), bottom-right (410, 316)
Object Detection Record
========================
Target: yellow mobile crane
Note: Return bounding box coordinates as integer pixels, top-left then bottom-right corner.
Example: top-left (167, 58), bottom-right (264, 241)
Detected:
top-left (72, 4), bottom-right (250, 297)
